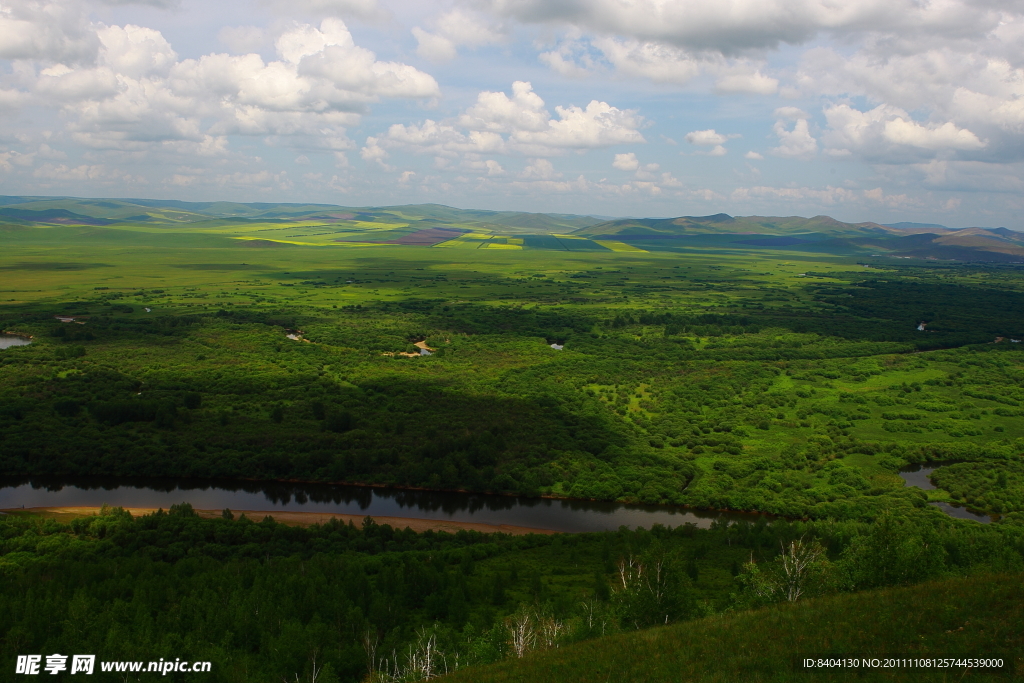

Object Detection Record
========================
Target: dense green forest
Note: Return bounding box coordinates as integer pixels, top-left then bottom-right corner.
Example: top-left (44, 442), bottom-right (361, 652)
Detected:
top-left (2, 505), bottom-right (1021, 681)
top-left (2, 257), bottom-right (1023, 520)
top-left (3, 203), bottom-right (1024, 680)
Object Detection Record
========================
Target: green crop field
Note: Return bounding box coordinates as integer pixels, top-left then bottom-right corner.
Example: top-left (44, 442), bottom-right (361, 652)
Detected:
top-left (2, 196), bottom-right (1024, 682)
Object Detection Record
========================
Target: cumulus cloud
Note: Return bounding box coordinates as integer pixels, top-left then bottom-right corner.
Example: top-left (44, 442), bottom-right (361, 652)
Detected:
top-left (371, 81), bottom-right (643, 162)
top-left (715, 65), bottom-right (778, 94)
top-left (0, 0), bottom-right (99, 63)
top-left (589, 36), bottom-right (704, 84)
top-left (685, 128), bottom-right (739, 156)
top-left (612, 152), bottom-right (638, 170)
top-left (823, 104), bottom-right (986, 161)
top-left (14, 17), bottom-right (438, 158)
top-left (772, 118), bottom-right (817, 159)
top-left (412, 10), bottom-right (504, 62)
top-left (520, 158), bottom-right (560, 179)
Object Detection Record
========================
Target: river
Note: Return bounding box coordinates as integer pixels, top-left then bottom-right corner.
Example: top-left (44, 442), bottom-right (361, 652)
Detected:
top-left (0, 466), bottom-right (992, 530)
top-left (898, 464), bottom-right (994, 523)
top-left (0, 478), bottom-right (769, 533)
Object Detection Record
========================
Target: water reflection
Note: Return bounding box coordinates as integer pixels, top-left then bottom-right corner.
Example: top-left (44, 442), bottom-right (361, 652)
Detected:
top-left (898, 464), bottom-right (994, 524)
top-left (898, 464), bottom-right (939, 490)
top-left (0, 477), bottom-right (769, 532)
top-left (0, 334), bottom-right (32, 350)
top-left (930, 501), bottom-right (994, 523)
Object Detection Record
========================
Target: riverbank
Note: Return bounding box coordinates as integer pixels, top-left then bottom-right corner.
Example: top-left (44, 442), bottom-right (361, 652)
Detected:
top-left (0, 506), bottom-right (559, 535)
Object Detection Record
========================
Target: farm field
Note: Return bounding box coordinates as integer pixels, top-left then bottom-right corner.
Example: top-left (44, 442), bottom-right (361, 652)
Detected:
top-left (2, 196), bottom-right (1024, 682)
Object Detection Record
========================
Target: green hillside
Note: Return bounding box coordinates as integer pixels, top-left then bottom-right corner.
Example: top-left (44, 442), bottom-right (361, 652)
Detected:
top-left (576, 213), bottom-right (1024, 262)
top-left (575, 213), bottom-right (886, 237)
top-left (2, 195), bottom-right (1022, 260)
top-left (441, 573), bottom-right (1024, 683)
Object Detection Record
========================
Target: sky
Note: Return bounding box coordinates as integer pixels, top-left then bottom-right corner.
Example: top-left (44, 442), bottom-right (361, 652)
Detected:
top-left (2, 0), bottom-right (1024, 227)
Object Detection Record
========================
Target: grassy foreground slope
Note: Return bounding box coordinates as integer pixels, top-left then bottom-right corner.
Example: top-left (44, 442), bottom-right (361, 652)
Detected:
top-left (441, 573), bottom-right (1024, 683)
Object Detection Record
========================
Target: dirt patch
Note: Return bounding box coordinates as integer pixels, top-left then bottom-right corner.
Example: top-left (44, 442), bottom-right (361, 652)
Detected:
top-left (1, 507), bottom-right (558, 535)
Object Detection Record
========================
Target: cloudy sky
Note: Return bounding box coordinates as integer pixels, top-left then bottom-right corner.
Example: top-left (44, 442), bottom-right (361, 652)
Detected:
top-left (2, 0), bottom-right (1024, 226)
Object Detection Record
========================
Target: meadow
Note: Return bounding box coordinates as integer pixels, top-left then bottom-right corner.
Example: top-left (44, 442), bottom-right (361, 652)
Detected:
top-left (2, 198), bottom-right (1024, 681)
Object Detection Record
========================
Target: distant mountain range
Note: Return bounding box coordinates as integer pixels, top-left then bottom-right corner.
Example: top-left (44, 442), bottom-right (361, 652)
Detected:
top-left (576, 213), bottom-right (1024, 262)
top-left (1, 195), bottom-right (1021, 261)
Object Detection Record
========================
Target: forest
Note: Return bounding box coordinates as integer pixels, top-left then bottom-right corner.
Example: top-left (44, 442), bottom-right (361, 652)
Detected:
top-left (1, 201), bottom-right (1024, 680)
top-left (2, 504), bottom-right (1021, 682)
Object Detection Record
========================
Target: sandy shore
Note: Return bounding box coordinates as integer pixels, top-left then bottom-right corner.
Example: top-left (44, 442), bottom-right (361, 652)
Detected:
top-left (0, 506), bottom-right (558, 535)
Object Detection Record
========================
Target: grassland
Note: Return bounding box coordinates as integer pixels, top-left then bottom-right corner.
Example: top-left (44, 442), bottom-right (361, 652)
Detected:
top-left (440, 572), bottom-right (1024, 683)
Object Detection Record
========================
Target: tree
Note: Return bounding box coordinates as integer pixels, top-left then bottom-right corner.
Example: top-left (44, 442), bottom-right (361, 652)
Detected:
top-left (612, 544), bottom-right (694, 629)
top-left (739, 537), bottom-right (833, 604)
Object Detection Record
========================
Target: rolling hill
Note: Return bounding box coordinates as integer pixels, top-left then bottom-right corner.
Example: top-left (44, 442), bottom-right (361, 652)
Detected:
top-left (1, 195), bottom-right (1022, 260)
top-left (440, 573), bottom-right (1023, 683)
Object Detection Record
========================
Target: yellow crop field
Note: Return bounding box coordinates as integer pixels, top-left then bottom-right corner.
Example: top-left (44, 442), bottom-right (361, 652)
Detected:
top-left (594, 240), bottom-right (648, 252)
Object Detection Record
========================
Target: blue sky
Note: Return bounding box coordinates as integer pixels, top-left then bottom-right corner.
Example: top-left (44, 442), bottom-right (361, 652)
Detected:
top-left (2, 0), bottom-right (1023, 228)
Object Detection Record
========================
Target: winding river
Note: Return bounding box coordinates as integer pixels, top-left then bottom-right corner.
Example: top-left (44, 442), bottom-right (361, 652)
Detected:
top-left (0, 466), bottom-right (993, 530)
top-left (0, 478), bottom-right (769, 533)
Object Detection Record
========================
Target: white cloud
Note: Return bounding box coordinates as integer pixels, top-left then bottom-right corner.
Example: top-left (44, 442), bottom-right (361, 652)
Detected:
top-left (772, 118), bottom-right (817, 159)
top-left (413, 11), bottom-right (504, 63)
top-left (612, 152), bottom-right (638, 170)
top-left (360, 135), bottom-right (391, 168)
top-left (823, 103), bottom-right (987, 161)
top-left (715, 66), bottom-right (778, 95)
top-left (411, 28), bottom-right (456, 62)
top-left (883, 117), bottom-right (985, 151)
top-left (98, 24), bottom-right (177, 79)
top-left (685, 129), bottom-right (739, 155)
top-left (376, 81), bottom-right (643, 159)
top-left (590, 36), bottom-right (704, 84)
top-left (459, 81), bottom-right (550, 134)
top-left (685, 129), bottom-right (730, 146)
top-left (465, 158), bottom-right (505, 175)
top-left (745, 151), bottom-right (764, 160)
top-left (21, 17), bottom-right (439, 159)
top-left (0, 0), bottom-right (98, 63)
top-left (520, 158), bottom-right (560, 179)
